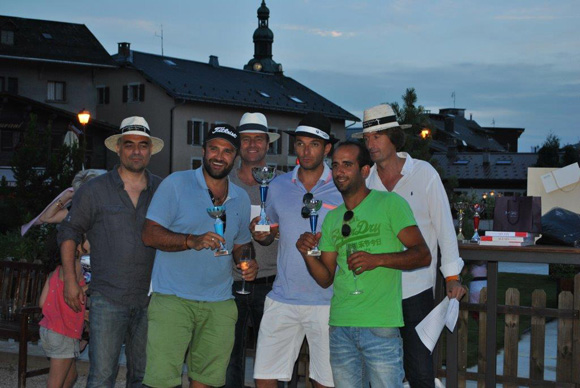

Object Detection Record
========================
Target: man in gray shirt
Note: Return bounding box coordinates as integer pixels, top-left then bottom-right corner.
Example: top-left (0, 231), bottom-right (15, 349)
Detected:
top-left (225, 112), bottom-right (279, 388)
top-left (58, 117), bottom-right (163, 387)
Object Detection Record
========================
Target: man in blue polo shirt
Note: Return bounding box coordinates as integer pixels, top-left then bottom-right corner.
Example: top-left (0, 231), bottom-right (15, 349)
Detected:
top-left (141, 124), bottom-right (258, 388)
top-left (252, 113), bottom-right (342, 388)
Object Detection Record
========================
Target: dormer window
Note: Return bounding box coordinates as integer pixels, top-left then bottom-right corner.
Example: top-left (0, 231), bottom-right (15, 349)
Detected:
top-left (453, 160), bottom-right (470, 165)
top-left (42, 33), bottom-right (53, 40)
top-left (288, 95), bottom-right (304, 104)
top-left (1, 30), bottom-right (14, 45)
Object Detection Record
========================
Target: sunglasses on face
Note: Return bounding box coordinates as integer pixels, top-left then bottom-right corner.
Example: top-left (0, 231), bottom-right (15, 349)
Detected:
top-left (301, 193), bottom-right (314, 218)
top-left (341, 210), bottom-right (354, 237)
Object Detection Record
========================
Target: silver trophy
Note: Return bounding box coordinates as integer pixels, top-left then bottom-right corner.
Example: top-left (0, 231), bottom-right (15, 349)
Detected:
top-left (453, 202), bottom-right (469, 241)
top-left (252, 166), bottom-right (276, 232)
top-left (304, 197), bottom-right (323, 256)
top-left (470, 203), bottom-right (486, 243)
top-left (206, 205), bottom-right (229, 256)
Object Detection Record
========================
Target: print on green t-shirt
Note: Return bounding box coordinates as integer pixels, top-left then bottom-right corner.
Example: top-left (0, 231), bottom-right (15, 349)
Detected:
top-left (319, 190), bottom-right (417, 328)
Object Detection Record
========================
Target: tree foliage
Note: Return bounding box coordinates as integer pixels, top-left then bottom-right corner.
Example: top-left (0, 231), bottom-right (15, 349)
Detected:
top-left (535, 133), bottom-right (561, 167)
top-left (389, 87), bottom-right (433, 162)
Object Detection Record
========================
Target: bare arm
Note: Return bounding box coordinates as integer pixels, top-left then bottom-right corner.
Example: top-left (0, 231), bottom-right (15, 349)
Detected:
top-left (38, 272), bottom-right (53, 309)
top-left (39, 190), bottom-right (74, 224)
top-left (348, 225), bottom-right (431, 274)
top-left (296, 232), bottom-right (337, 289)
top-left (142, 219), bottom-right (224, 252)
top-left (61, 240), bottom-right (85, 312)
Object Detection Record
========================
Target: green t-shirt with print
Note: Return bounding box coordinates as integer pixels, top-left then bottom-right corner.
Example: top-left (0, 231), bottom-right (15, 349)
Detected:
top-left (319, 189), bottom-right (417, 327)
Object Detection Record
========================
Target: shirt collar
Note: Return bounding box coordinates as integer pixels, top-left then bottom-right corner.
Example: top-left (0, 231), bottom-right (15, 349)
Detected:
top-left (291, 162), bottom-right (333, 186)
top-left (397, 152), bottom-right (414, 176)
top-left (111, 165), bottom-right (154, 190)
top-left (195, 166), bottom-right (238, 200)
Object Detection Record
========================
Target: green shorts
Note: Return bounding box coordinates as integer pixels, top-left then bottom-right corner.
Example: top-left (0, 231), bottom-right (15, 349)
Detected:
top-left (143, 293), bottom-right (237, 387)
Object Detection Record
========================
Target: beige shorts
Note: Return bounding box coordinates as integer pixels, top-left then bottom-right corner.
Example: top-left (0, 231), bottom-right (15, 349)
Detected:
top-left (253, 297), bottom-right (333, 386)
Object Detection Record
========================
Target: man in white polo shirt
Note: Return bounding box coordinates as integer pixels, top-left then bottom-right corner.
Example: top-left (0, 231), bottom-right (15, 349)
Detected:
top-left (252, 113), bottom-right (342, 388)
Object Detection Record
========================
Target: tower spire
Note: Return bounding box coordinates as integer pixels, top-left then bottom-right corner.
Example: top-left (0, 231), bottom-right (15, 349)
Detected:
top-left (244, 0), bottom-right (283, 73)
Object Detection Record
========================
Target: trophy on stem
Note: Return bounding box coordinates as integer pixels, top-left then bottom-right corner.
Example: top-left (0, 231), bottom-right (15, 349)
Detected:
top-left (470, 202), bottom-right (486, 243)
top-left (206, 205), bottom-right (229, 256)
top-left (304, 196), bottom-right (323, 256)
top-left (252, 166), bottom-right (276, 232)
top-left (453, 202), bottom-right (469, 241)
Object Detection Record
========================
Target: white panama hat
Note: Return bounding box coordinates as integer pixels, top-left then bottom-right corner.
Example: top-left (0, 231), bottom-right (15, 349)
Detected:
top-left (238, 112), bottom-right (280, 143)
top-left (104, 116), bottom-right (164, 155)
top-left (352, 104), bottom-right (411, 139)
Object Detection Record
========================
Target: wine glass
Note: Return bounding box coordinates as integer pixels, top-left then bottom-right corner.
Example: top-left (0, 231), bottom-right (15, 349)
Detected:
top-left (346, 243), bottom-right (363, 295)
top-left (237, 246), bottom-right (251, 295)
top-left (206, 205), bottom-right (229, 256)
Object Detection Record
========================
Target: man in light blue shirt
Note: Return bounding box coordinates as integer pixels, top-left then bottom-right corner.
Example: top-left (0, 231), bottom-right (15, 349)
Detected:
top-left (141, 125), bottom-right (258, 388)
top-left (252, 113), bottom-right (342, 388)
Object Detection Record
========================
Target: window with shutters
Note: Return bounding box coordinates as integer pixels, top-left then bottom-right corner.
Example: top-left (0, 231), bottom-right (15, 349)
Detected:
top-left (187, 120), bottom-right (206, 146)
top-left (267, 128), bottom-right (281, 155)
top-left (47, 81), bottom-right (66, 102)
top-left (123, 83), bottom-right (144, 103)
top-left (287, 130), bottom-right (296, 156)
top-left (97, 86), bottom-right (110, 104)
top-left (191, 158), bottom-right (202, 170)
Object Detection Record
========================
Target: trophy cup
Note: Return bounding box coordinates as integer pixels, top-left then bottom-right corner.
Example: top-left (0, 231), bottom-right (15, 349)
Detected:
top-left (252, 166), bottom-right (276, 232)
top-left (206, 205), bottom-right (229, 256)
top-left (470, 202), bottom-right (486, 243)
top-left (453, 202), bottom-right (469, 241)
top-left (304, 197), bottom-right (323, 256)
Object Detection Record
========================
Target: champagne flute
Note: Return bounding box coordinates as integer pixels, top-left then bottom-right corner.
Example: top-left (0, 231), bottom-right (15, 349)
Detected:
top-left (237, 246), bottom-right (251, 295)
top-left (346, 243), bottom-right (363, 295)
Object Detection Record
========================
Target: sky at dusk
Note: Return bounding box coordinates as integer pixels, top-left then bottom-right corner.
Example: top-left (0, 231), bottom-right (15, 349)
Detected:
top-left (2, 0), bottom-right (579, 152)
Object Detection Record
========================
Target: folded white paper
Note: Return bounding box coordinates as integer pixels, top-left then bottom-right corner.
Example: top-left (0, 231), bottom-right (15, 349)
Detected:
top-left (416, 298), bottom-right (449, 353)
top-left (416, 297), bottom-right (461, 353)
top-left (446, 298), bottom-right (460, 332)
top-left (541, 163), bottom-right (580, 193)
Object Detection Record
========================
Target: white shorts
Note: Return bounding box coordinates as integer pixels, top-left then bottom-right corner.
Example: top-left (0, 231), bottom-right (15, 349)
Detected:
top-left (253, 297), bottom-right (333, 386)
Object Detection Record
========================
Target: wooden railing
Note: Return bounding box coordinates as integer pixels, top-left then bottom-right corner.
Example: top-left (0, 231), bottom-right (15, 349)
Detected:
top-left (435, 244), bottom-right (580, 388)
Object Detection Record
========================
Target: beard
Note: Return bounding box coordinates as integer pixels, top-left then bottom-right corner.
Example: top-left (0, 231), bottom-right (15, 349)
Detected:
top-left (203, 156), bottom-right (234, 179)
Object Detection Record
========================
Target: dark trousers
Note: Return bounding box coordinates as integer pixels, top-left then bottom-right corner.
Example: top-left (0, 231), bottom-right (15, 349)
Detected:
top-left (400, 288), bottom-right (435, 388)
top-left (224, 279), bottom-right (273, 388)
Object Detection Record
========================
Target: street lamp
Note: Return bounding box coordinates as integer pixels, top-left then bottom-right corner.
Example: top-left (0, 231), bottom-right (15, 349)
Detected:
top-left (420, 128), bottom-right (430, 139)
top-left (77, 109), bottom-right (91, 169)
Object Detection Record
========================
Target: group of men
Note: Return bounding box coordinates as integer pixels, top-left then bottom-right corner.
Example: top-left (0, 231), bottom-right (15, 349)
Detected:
top-left (57, 103), bottom-right (465, 388)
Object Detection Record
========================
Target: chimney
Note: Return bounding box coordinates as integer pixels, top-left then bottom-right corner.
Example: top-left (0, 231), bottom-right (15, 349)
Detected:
top-left (470, 113), bottom-right (473, 121)
top-left (483, 152), bottom-right (490, 166)
top-left (446, 139), bottom-right (458, 159)
top-left (118, 42), bottom-right (131, 57)
top-left (209, 55), bottom-right (219, 67)
top-left (444, 117), bottom-right (455, 133)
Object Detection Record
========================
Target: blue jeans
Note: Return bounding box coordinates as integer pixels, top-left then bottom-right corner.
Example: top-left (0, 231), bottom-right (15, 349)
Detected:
top-left (224, 279), bottom-right (273, 388)
top-left (87, 292), bottom-right (148, 388)
top-left (330, 326), bottom-right (404, 388)
top-left (400, 288), bottom-right (435, 388)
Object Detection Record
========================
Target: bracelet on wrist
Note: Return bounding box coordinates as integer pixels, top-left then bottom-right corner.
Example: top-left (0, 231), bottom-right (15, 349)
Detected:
top-left (184, 234), bottom-right (192, 250)
top-left (446, 275), bottom-right (460, 282)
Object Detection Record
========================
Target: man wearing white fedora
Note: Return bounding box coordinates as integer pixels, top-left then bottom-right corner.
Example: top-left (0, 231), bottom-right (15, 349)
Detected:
top-left (58, 116), bottom-right (163, 387)
top-left (354, 104), bottom-right (465, 388)
top-left (225, 112), bottom-right (280, 388)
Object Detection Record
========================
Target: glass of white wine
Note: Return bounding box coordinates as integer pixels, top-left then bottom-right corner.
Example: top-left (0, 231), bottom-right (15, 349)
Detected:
top-left (346, 243), bottom-right (363, 295)
top-left (237, 246), bottom-right (251, 295)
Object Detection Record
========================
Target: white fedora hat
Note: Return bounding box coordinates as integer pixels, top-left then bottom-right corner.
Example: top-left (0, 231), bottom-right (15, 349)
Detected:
top-left (104, 116), bottom-right (164, 155)
top-left (352, 104), bottom-right (411, 139)
top-left (238, 112), bottom-right (280, 143)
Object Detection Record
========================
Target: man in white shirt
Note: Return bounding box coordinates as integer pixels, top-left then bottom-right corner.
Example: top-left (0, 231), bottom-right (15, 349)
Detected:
top-left (353, 104), bottom-right (466, 388)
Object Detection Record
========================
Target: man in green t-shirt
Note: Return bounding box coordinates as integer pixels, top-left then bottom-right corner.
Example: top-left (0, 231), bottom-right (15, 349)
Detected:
top-left (296, 141), bottom-right (431, 388)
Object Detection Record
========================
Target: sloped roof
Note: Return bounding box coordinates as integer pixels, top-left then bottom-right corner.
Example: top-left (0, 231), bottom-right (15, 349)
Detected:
top-left (0, 15), bottom-right (116, 67)
top-left (431, 152), bottom-right (538, 181)
top-left (429, 113), bottom-right (505, 152)
top-left (115, 51), bottom-right (359, 122)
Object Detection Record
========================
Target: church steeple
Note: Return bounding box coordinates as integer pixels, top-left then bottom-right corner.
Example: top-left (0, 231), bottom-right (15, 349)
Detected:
top-left (244, 1), bottom-right (283, 74)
